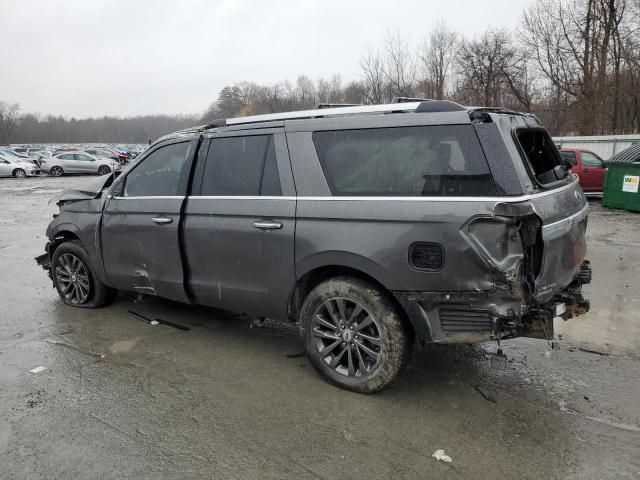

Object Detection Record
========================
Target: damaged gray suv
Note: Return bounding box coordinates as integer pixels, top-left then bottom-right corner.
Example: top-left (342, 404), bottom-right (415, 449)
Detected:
top-left (37, 100), bottom-right (591, 393)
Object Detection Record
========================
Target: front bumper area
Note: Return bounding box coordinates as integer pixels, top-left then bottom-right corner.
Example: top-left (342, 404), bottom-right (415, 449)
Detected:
top-left (393, 261), bottom-right (592, 344)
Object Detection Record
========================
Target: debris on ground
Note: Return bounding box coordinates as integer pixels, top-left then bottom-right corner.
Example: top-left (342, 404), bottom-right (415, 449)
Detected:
top-left (472, 384), bottom-right (497, 403)
top-left (128, 310), bottom-right (189, 331)
top-left (578, 346), bottom-right (610, 356)
top-left (285, 352), bottom-right (306, 358)
top-left (432, 449), bottom-right (452, 463)
top-left (29, 366), bottom-right (47, 373)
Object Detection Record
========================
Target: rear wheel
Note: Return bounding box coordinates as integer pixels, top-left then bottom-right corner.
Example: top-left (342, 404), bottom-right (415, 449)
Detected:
top-left (300, 276), bottom-right (411, 393)
top-left (51, 241), bottom-right (116, 308)
top-left (50, 166), bottom-right (64, 177)
top-left (13, 169), bottom-right (26, 178)
top-left (97, 165), bottom-right (111, 175)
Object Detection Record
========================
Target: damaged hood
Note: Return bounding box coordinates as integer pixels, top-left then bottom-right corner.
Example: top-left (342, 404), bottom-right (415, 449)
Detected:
top-left (51, 172), bottom-right (120, 204)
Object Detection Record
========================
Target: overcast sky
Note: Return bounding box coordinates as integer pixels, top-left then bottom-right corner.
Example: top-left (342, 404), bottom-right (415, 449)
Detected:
top-left (0, 0), bottom-right (529, 118)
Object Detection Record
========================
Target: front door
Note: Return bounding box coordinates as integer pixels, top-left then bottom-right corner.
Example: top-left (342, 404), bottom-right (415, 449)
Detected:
top-left (74, 153), bottom-right (97, 173)
top-left (579, 151), bottom-right (606, 191)
top-left (183, 131), bottom-right (296, 320)
top-left (100, 139), bottom-right (196, 303)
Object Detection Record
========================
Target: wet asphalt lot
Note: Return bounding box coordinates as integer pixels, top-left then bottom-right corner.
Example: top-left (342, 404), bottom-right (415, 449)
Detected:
top-left (0, 176), bottom-right (639, 480)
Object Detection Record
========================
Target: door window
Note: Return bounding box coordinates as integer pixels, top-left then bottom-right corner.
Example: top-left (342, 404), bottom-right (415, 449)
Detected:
top-left (200, 135), bottom-right (281, 196)
top-left (123, 142), bottom-right (190, 197)
top-left (581, 152), bottom-right (605, 168)
top-left (59, 154), bottom-right (74, 160)
top-left (75, 154), bottom-right (93, 161)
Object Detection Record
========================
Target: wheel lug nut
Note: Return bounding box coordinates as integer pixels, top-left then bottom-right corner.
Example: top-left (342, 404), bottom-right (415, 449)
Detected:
top-left (354, 335), bottom-right (359, 340)
top-left (342, 341), bottom-right (346, 346)
top-left (349, 325), bottom-right (354, 330)
top-left (340, 324), bottom-right (345, 329)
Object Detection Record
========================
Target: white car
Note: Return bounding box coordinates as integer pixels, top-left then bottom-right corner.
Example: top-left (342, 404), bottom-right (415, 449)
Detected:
top-left (0, 153), bottom-right (40, 177)
top-left (42, 152), bottom-right (121, 176)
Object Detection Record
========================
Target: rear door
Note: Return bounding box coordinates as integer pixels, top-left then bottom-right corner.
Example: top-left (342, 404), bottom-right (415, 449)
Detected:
top-left (58, 153), bottom-right (80, 173)
top-left (579, 151), bottom-right (606, 192)
top-left (183, 129), bottom-right (296, 320)
top-left (100, 139), bottom-right (196, 302)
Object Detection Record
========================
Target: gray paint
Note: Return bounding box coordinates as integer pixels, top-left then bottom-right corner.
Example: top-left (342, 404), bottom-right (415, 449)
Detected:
top-left (42, 109), bottom-right (590, 344)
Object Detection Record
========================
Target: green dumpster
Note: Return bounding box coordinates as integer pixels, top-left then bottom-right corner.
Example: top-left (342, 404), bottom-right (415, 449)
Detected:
top-left (603, 163), bottom-right (640, 211)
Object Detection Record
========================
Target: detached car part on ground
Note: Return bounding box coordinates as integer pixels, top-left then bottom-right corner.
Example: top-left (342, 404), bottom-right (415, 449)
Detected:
top-left (36, 100), bottom-right (591, 393)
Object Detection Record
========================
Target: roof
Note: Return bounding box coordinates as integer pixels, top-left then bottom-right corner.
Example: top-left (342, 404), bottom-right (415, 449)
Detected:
top-left (608, 142), bottom-right (640, 163)
top-left (154, 100), bottom-right (536, 144)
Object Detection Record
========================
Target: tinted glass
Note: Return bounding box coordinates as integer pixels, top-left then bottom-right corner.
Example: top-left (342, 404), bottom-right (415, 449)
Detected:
top-left (312, 125), bottom-right (495, 196)
top-left (200, 135), bottom-right (281, 196)
top-left (124, 142), bottom-right (190, 197)
top-left (59, 154), bottom-right (74, 160)
top-left (75, 154), bottom-right (93, 161)
top-left (581, 152), bottom-right (604, 167)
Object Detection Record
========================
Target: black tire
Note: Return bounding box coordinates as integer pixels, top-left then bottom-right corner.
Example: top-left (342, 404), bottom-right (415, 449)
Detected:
top-left (98, 165), bottom-right (111, 175)
top-left (299, 276), bottom-right (411, 393)
top-left (51, 240), bottom-right (116, 308)
top-left (50, 166), bottom-right (64, 177)
top-left (13, 168), bottom-right (26, 178)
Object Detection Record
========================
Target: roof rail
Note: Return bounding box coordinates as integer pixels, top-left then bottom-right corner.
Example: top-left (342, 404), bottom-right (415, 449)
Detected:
top-left (224, 102), bottom-right (423, 126)
top-left (392, 96), bottom-right (432, 103)
top-left (314, 103), bottom-right (361, 110)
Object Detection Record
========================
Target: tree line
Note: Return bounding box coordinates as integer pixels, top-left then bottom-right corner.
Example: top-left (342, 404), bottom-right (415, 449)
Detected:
top-left (3, 0), bottom-right (639, 144)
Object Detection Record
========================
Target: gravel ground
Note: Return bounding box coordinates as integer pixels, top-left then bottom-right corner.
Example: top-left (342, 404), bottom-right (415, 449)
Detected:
top-left (0, 176), bottom-right (638, 479)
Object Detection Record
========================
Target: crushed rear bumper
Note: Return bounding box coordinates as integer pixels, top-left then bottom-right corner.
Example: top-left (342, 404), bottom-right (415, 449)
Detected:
top-left (393, 260), bottom-right (591, 344)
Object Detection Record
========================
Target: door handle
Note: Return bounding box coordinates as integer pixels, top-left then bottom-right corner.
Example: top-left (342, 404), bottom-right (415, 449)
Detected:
top-left (151, 216), bottom-right (173, 225)
top-left (252, 220), bottom-right (282, 230)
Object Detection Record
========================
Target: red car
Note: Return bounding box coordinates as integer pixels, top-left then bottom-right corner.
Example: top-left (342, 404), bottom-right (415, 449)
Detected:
top-left (560, 148), bottom-right (607, 193)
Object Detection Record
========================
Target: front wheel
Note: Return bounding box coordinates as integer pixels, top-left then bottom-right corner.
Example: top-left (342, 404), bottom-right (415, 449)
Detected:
top-left (300, 276), bottom-right (411, 393)
top-left (97, 165), bottom-right (111, 175)
top-left (50, 166), bottom-right (64, 177)
top-left (51, 241), bottom-right (116, 308)
top-left (13, 169), bottom-right (26, 178)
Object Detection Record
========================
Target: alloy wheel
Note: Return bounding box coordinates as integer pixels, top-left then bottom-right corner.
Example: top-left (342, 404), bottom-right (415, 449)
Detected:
top-left (98, 166), bottom-right (110, 175)
top-left (51, 167), bottom-right (63, 177)
top-left (14, 169), bottom-right (26, 178)
top-left (312, 297), bottom-right (382, 377)
top-left (55, 253), bottom-right (90, 304)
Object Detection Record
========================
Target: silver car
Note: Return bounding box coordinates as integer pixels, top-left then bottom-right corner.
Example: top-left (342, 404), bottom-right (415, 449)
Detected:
top-left (0, 153), bottom-right (40, 177)
top-left (42, 152), bottom-right (121, 176)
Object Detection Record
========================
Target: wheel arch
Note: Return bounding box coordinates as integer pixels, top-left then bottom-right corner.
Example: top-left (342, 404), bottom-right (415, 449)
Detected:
top-left (288, 261), bottom-right (415, 342)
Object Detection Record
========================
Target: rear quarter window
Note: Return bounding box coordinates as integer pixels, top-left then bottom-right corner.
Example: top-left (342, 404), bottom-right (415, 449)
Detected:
top-left (516, 129), bottom-right (568, 186)
top-left (312, 125), bottom-right (496, 197)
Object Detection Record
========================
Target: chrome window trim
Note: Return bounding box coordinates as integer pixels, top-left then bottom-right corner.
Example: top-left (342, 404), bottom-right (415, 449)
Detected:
top-left (127, 179), bottom-right (578, 203)
top-left (112, 196), bottom-right (185, 200)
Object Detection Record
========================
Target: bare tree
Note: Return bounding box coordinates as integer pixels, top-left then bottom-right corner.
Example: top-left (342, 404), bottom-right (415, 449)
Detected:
top-left (0, 101), bottom-right (20, 144)
top-left (360, 48), bottom-right (387, 103)
top-left (382, 30), bottom-right (417, 98)
top-left (418, 21), bottom-right (458, 99)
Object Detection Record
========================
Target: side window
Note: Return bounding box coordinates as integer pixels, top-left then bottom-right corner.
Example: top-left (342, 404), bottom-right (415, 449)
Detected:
top-left (200, 134), bottom-right (281, 196)
top-left (123, 142), bottom-right (190, 197)
top-left (312, 125), bottom-right (496, 196)
top-left (75, 154), bottom-right (93, 161)
top-left (581, 152), bottom-right (604, 167)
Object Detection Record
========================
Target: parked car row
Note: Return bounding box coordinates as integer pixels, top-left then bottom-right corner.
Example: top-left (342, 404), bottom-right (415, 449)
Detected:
top-left (0, 144), bottom-right (146, 178)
